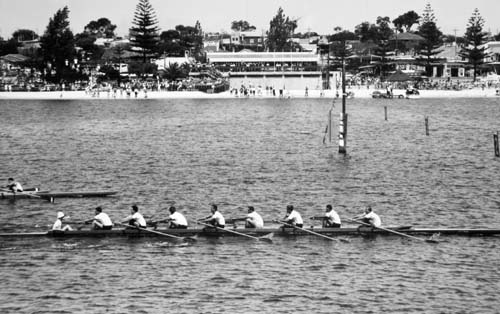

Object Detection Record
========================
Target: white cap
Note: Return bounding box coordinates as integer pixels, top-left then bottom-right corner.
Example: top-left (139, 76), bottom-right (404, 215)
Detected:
top-left (57, 212), bottom-right (65, 219)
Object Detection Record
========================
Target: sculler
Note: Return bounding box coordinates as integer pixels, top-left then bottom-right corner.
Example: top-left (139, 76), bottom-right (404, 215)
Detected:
top-left (122, 205), bottom-right (147, 228)
top-left (354, 206), bottom-right (382, 227)
top-left (52, 211), bottom-right (73, 231)
top-left (5, 178), bottom-right (23, 193)
top-left (85, 206), bottom-right (113, 230)
top-left (160, 206), bottom-right (188, 229)
top-left (283, 205), bottom-right (303, 228)
top-left (324, 204), bottom-right (342, 228)
top-left (242, 206), bottom-right (264, 228)
top-left (199, 204), bottom-right (225, 228)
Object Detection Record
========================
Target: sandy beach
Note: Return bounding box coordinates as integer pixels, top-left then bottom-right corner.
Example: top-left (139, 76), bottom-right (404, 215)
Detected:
top-left (0, 87), bottom-right (498, 100)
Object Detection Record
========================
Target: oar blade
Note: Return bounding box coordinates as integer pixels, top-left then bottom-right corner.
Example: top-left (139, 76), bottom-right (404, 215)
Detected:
top-left (426, 233), bottom-right (441, 244)
top-left (258, 232), bottom-right (274, 243)
top-left (184, 234), bottom-right (198, 242)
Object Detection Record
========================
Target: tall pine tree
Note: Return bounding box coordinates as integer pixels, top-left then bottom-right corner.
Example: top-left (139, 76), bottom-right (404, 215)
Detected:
top-left (460, 8), bottom-right (488, 82)
top-left (267, 7), bottom-right (297, 52)
top-left (129, 0), bottom-right (160, 63)
top-left (417, 4), bottom-right (443, 76)
top-left (40, 6), bottom-right (76, 83)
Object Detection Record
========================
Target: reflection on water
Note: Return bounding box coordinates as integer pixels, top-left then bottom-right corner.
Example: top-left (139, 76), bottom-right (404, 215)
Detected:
top-left (1, 97), bottom-right (500, 313)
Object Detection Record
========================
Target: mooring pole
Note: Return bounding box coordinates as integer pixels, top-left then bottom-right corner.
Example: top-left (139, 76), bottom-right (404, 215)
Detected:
top-left (494, 131), bottom-right (499, 157)
top-left (425, 116), bottom-right (429, 136)
top-left (384, 106), bottom-right (388, 121)
top-left (339, 46), bottom-right (347, 154)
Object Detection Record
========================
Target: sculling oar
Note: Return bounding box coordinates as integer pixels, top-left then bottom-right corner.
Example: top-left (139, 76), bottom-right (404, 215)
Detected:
top-left (274, 220), bottom-right (349, 243)
top-left (116, 222), bottom-right (196, 242)
top-left (347, 218), bottom-right (439, 244)
top-left (195, 220), bottom-right (273, 243)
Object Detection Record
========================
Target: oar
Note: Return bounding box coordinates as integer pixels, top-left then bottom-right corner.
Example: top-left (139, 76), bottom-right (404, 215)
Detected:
top-left (115, 222), bottom-right (196, 242)
top-left (274, 220), bottom-right (349, 243)
top-left (346, 218), bottom-right (439, 243)
top-left (195, 220), bottom-right (273, 243)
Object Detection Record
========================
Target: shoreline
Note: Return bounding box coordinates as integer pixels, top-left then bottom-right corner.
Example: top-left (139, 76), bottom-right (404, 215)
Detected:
top-left (0, 88), bottom-right (498, 100)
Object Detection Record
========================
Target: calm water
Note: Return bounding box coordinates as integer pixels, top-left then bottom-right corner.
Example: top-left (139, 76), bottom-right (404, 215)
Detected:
top-left (1, 97), bottom-right (500, 313)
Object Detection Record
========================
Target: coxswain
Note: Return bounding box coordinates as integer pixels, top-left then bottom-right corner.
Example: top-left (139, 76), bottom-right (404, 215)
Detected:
top-left (163, 206), bottom-right (188, 229)
top-left (354, 206), bottom-right (381, 228)
top-left (122, 205), bottom-right (147, 228)
top-left (52, 211), bottom-right (73, 231)
top-left (86, 206), bottom-right (113, 230)
top-left (283, 205), bottom-right (303, 228)
top-left (5, 178), bottom-right (23, 193)
top-left (199, 204), bottom-right (225, 228)
top-left (244, 206), bottom-right (264, 228)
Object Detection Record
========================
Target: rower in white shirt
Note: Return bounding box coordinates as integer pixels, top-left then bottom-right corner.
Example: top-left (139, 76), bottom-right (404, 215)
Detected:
top-left (5, 178), bottom-right (23, 193)
top-left (122, 205), bottom-right (147, 228)
top-left (354, 206), bottom-right (382, 228)
top-left (52, 211), bottom-right (73, 231)
top-left (199, 204), bottom-right (225, 228)
top-left (164, 206), bottom-right (188, 229)
top-left (324, 204), bottom-right (341, 228)
top-left (85, 206), bottom-right (113, 230)
top-left (245, 206), bottom-right (264, 228)
top-left (283, 205), bottom-right (303, 228)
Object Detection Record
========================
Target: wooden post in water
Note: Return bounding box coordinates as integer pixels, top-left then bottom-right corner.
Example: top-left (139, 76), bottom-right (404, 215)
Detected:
top-left (425, 116), bottom-right (429, 136)
top-left (338, 45), bottom-right (347, 154)
top-left (327, 108), bottom-right (332, 143)
top-left (494, 132), bottom-right (500, 157)
top-left (384, 106), bottom-right (388, 121)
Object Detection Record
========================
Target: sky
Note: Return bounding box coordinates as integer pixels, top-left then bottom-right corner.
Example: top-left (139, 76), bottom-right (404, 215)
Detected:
top-left (0, 0), bottom-right (499, 39)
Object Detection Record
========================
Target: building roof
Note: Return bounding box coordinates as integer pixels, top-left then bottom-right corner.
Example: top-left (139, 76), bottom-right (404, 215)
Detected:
top-left (207, 51), bottom-right (318, 63)
top-left (0, 54), bottom-right (30, 63)
top-left (390, 32), bottom-right (425, 41)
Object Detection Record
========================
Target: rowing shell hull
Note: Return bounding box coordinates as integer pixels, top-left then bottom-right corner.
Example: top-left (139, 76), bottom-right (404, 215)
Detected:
top-left (1, 226), bottom-right (500, 238)
top-left (0, 190), bottom-right (118, 199)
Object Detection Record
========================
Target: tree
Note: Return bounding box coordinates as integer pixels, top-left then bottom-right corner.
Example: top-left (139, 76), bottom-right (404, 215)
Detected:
top-left (459, 8), bottom-right (488, 81)
top-left (84, 18), bottom-right (116, 38)
top-left (129, 0), bottom-right (160, 63)
top-left (267, 7), bottom-right (298, 52)
top-left (393, 11), bottom-right (420, 33)
top-left (162, 62), bottom-right (188, 81)
top-left (0, 38), bottom-right (19, 55)
top-left (355, 17), bottom-right (394, 43)
top-left (417, 4), bottom-right (443, 76)
top-left (231, 20), bottom-right (256, 32)
top-left (74, 33), bottom-right (104, 61)
top-left (12, 29), bottom-right (38, 41)
top-left (40, 6), bottom-right (76, 83)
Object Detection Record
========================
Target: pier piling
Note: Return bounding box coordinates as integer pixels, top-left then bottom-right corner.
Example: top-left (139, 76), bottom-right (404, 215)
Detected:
top-left (494, 132), bottom-right (499, 157)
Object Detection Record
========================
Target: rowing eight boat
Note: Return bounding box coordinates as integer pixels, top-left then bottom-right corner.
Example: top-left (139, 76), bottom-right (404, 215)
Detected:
top-left (1, 226), bottom-right (499, 238)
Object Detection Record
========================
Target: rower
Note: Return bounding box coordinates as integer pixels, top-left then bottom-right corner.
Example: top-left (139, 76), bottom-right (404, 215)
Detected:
top-left (122, 205), bottom-right (147, 228)
top-left (52, 211), bottom-right (73, 231)
top-left (245, 206), bottom-right (264, 228)
top-left (86, 206), bottom-right (113, 230)
top-left (199, 204), bottom-right (225, 228)
top-left (311, 204), bottom-right (342, 228)
top-left (160, 206), bottom-right (188, 229)
top-left (5, 178), bottom-right (23, 193)
top-left (283, 205), bottom-right (303, 228)
top-left (241, 206), bottom-right (264, 228)
top-left (353, 206), bottom-right (382, 228)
